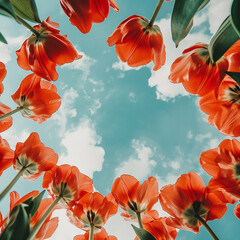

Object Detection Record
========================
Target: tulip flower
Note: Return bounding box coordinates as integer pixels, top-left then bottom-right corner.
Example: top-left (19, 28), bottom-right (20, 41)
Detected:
top-left (0, 132), bottom-right (58, 201)
top-left (0, 102), bottom-right (13, 133)
top-left (234, 203), bottom-right (240, 220)
top-left (60, 0), bottom-right (119, 34)
top-left (135, 211), bottom-right (177, 240)
top-left (199, 75), bottom-right (240, 137)
top-left (16, 17), bottom-right (81, 81)
top-left (0, 62), bottom-right (6, 94)
top-left (74, 228), bottom-right (117, 240)
top-left (159, 172), bottom-right (228, 239)
top-left (107, 15), bottom-right (166, 71)
top-left (67, 192), bottom-right (117, 239)
top-left (200, 139), bottom-right (240, 201)
top-left (9, 74), bottom-right (61, 123)
top-left (111, 174), bottom-right (158, 228)
top-left (42, 164), bottom-right (93, 207)
top-left (169, 43), bottom-right (228, 97)
top-left (0, 137), bottom-right (14, 176)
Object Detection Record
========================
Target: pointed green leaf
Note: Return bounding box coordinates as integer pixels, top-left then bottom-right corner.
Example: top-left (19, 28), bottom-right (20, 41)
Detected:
top-left (171, 0), bottom-right (210, 47)
top-left (231, 0), bottom-right (240, 35)
top-left (131, 225), bottom-right (156, 240)
top-left (226, 71), bottom-right (240, 86)
top-left (29, 190), bottom-right (45, 218)
top-left (0, 32), bottom-right (7, 44)
top-left (10, 0), bottom-right (41, 23)
top-left (0, 0), bottom-right (16, 19)
top-left (209, 16), bottom-right (239, 63)
top-left (0, 204), bottom-right (30, 240)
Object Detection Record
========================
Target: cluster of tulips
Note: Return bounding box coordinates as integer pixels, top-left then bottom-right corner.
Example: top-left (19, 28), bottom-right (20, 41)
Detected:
top-left (1, 0), bottom-right (240, 239)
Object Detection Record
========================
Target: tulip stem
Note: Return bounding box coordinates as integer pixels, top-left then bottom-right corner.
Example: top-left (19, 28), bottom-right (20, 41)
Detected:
top-left (195, 215), bottom-right (219, 240)
top-left (149, 0), bottom-right (164, 27)
top-left (136, 212), bottom-right (143, 229)
top-left (0, 106), bottom-right (23, 121)
top-left (89, 223), bottom-right (94, 240)
top-left (16, 16), bottom-right (40, 37)
top-left (0, 167), bottom-right (26, 201)
top-left (27, 194), bottom-right (62, 240)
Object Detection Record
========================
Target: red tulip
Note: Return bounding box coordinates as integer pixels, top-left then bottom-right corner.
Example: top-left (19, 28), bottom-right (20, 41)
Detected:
top-left (107, 15), bottom-right (166, 71)
top-left (16, 17), bottom-right (81, 81)
top-left (159, 172), bottom-right (228, 233)
top-left (200, 139), bottom-right (240, 201)
top-left (67, 192), bottom-right (117, 233)
top-left (0, 62), bottom-right (6, 94)
top-left (0, 102), bottom-right (13, 132)
top-left (0, 137), bottom-right (14, 176)
top-left (74, 228), bottom-right (117, 240)
top-left (199, 75), bottom-right (240, 137)
top-left (60, 0), bottom-right (119, 34)
top-left (14, 132), bottom-right (58, 181)
top-left (11, 74), bottom-right (61, 123)
top-left (111, 174), bottom-right (159, 221)
top-left (42, 164), bottom-right (93, 207)
top-left (234, 203), bottom-right (240, 219)
top-left (169, 43), bottom-right (228, 97)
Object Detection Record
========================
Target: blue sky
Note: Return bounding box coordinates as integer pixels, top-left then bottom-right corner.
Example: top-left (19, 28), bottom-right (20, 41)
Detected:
top-left (0, 0), bottom-right (239, 239)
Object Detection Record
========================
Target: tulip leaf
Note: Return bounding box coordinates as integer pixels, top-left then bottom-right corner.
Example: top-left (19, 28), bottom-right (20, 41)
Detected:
top-left (226, 71), bottom-right (240, 86)
top-left (131, 225), bottom-right (156, 240)
top-left (0, 204), bottom-right (30, 240)
top-left (171, 0), bottom-right (210, 47)
top-left (208, 16), bottom-right (239, 63)
top-left (0, 32), bottom-right (7, 44)
top-left (0, 0), bottom-right (16, 19)
top-left (231, 0), bottom-right (240, 35)
top-left (9, 0), bottom-right (41, 23)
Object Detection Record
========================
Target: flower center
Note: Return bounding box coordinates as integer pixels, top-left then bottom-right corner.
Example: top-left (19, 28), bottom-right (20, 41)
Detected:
top-left (16, 156), bottom-right (39, 176)
top-left (80, 210), bottom-right (102, 233)
top-left (233, 163), bottom-right (240, 182)
top-left (182, 201), bottom-right (208, 227)
top-left (54, 182), bottom-right (73, 204)
top-left (225, 85), bottom-right (240, 104)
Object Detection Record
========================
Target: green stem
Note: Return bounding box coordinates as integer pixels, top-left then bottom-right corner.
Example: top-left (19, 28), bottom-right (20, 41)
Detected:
top-left (195, 215), bottom-right (219, 240)
top-left (0, 106), bottom-right (23, 121)
top-left (27, 195), bottom-right (62, 240)
top-left (0, 167), bottom-right (26, 201)
top-left (89, 223), bottom-right (94, 240)
top-left (148, 0), bottom-right (164, 27)
top-left (136, 212), bottom-right (143, 229)
top-left (16, 16), bottom-right (40, 37)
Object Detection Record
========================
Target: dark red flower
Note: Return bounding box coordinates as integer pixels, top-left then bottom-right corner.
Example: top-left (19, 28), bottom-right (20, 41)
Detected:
top-left (0, 102), bottom-right (13, 132)
top-left (107, 15), bottom-right (166, 71)
top-left (67, 192), bottom-right (117, 234)
top-left (169, 43), bottom-right (228, 97)
top-left (199, 75), bottom-right (240, 137)
top-left (0, 62), bottom-right (6, 94)
top-left (16, 17), bottom-right (81, 81)
top-left (159, 172), bottom-right (228, 233)
top-left (0, 137), bottom-right (14, 176)
top-left (234, 203), bottom-right (240, 219)
top-left (11, 74), bottom-right (61, 123)
top-left (111, 174), bottom-right (159, 221)
top-left (60, 0), bottom-right (119, 34)
top-left (42, 164), bottom-right (93, 207)
top-left (14, 132), bottom-right (58, 181)
top-left (200, 139), bottom-right (240, 201)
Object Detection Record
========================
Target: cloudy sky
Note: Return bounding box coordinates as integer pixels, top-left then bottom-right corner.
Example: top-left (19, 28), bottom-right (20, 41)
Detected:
top-left (0, 0), bottom-right (239, 239)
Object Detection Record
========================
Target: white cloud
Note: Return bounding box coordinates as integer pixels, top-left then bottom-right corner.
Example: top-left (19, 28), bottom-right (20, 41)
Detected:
top-left (89, 98), bottom-right (102, 115)
top-left (128, 92), bottom-right (136, 103)
top-left (114, 140), bottom-right (157, 181)
top-left (59, 117), bottom-right (105, 178)
top-left (187, 130), bottom-right (193, 139)
top-left (62, 52), bottom-right (96, 80)
top-left (195, 133), bottom-right (211, 142)
top-left (53, 88), bottom-right (78, 136)
top-left (148, 15), bottom-right (210, 101)
top-left (207, 0), bottom-right (232, 35)
top-left (112, 61), bottom-right (142, 71)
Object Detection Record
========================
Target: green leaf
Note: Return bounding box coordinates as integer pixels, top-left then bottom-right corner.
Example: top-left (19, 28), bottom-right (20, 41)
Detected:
top-left (171, 0), bottom-right (210, 47)
top-left (231, 0), bottom-right (240, 35)
top-left (0, 204), bottom-right (30, 240)
top-left (0, 32), bottom-right (7, 44)
top-left (208, 16), bottom-right (239, 63)
top-left (10, 0), bottom-right (41, 23)
top-left (226, 71), bottom-right (240, 86)
top-left (131, 225), bottom-right (156, 240)
top-left (0, 0), bottom-right (16, 19)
